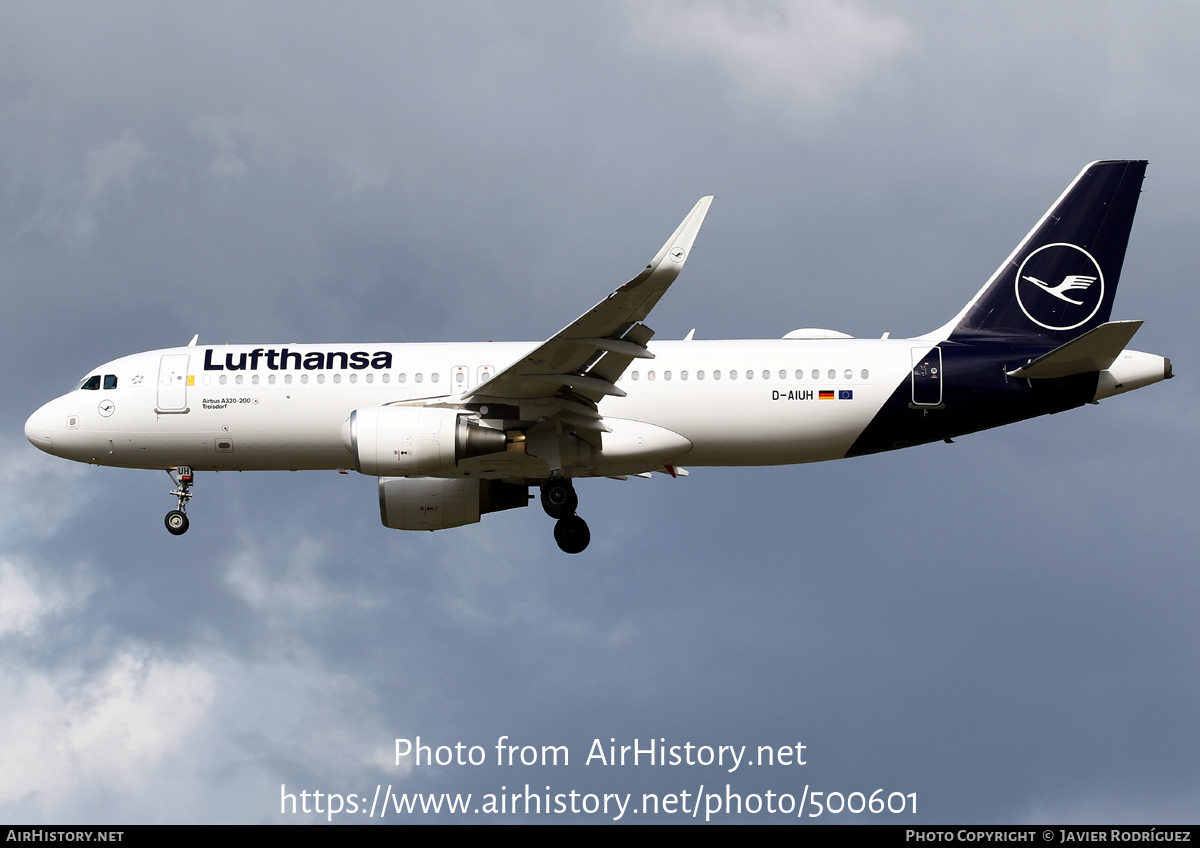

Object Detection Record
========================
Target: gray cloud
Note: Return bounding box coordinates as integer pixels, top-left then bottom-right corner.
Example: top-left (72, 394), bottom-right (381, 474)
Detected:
top-left (2, 0), bottom-right (1197, 824)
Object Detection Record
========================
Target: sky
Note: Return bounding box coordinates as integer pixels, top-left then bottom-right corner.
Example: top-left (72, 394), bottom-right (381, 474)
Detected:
top-left (2, 0), bottom-right (1198, 824)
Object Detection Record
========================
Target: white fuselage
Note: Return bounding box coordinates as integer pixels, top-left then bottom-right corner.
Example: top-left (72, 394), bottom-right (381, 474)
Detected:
top-left (25, 336), bottom-right (1169, 481)
top-left (25, 338), bottom-right (926, 477)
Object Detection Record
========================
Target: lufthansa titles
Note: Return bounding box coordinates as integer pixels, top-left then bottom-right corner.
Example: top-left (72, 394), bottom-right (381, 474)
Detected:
top-left (204, 348), bottom-right (394, 372)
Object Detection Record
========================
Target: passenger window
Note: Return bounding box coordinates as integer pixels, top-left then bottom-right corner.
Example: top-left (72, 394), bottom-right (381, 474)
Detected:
top-left (778, 370), bottom-right (785, 380)
top-left (333, 374), bottom-right (342, 384)
top-left (861, 369), bottom-right (869, 379)
top-left (845, 369), bottom-right (853, 380)
top-left (729, 370), bottom-right (737, 380)
top-left (811, 369), bottom-right (819, 380)
top-left (827, 369), bottom-right (836, 380)
top-left (81, 375), bottom-right (101, 391)
top-left (415, 373), bottom-right (423, 383)
top-left (713, 370), bottom-right (721, 380)
top-left (398, 373), bottom-right (406, 383)
top-left (697, 370), bottom-right (705, 380)
top-left (745, 370), bottom-right (753, 380)
top-left (648, 371), bottom-right (656, 381)
top-left (681, 371), bottom-right (688, 381)
top-left (219, 375), bottom-right (228, 385)
top-left (381, 373), bottom-right (390, 383)
top-left (301, 374), bottom-right (309, 385)
top-left (631, 371), bottom-right (639, 380)
top-left (349, 374), bottom-right (358, 384)
top-left (268, 374), bottom-right (276, 385)
top-left (103, 375), bottom-right (118, 390)
top-left (283, 374), bottom-right (292, 385)
top-left (796, 370), bottom-right (803, 380)
top-left (431, 372), bottom-right (439, 383)
top-left (317, 374), bottom-right (325, 384)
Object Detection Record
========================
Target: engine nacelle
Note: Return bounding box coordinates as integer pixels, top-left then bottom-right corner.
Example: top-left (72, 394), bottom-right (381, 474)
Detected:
top-left (344, 406), bottom-right (507, 476)
top-left (378, 477), bottom-right (529, 530)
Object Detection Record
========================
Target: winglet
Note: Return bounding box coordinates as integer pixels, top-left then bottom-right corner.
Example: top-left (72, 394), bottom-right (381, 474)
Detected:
top-left (463, 196), bottom-right (713, 406)
top-left (648, 196), bottom-right (712, 271)
top-left (594, 195), bottom-right (711, 332)
top-left (623, 196), bottom-right (713, 297)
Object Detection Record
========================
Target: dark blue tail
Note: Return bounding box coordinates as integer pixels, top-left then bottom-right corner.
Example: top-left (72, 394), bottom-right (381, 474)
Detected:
top-left (947, 160), bottom-right (1147, 344)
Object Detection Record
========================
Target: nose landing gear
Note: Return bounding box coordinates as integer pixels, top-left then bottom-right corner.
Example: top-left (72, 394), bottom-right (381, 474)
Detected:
top-left (164, 466), bottom-right (194, 536)
top-left (541, 476), bottom-right (589, 554)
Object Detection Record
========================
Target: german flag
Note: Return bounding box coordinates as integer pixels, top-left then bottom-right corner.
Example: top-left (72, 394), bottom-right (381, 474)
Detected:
top-left (819, 390), bottom-right (835, 400)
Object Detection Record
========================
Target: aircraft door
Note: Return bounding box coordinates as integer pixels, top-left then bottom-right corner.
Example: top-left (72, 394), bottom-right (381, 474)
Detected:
top-left (157, 354), bottom-right (190, 413)
top-left (910, 347), bottom-right (943, 407)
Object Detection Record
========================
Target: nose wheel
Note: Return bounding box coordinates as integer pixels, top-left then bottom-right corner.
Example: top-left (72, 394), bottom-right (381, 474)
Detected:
top-left (165, 510), bottom-right (189, 535)
top-left (164, 466), bottom-right (194, 536)
top-left (541, 476), bottom-right (589, 554)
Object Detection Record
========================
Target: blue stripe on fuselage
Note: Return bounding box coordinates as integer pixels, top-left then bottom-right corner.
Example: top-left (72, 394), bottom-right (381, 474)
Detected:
top-left (845, 341), bottom-right (1100, 457)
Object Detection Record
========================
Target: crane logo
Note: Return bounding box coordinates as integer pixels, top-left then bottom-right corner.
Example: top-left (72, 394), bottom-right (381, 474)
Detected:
top-left (1014, 243), bottom-right (1105, 331)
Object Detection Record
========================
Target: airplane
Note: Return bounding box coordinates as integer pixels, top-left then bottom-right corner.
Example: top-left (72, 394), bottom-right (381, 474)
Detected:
top-left (24, 160), bottom-right (1172, 554)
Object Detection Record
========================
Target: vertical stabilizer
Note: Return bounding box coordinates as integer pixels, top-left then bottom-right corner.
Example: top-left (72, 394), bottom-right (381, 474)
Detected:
top-left (942, 160), bottom-right (1147, 343)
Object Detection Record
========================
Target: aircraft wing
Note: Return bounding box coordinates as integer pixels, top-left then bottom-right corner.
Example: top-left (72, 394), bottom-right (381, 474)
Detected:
top-left (462, 196), bottom-right (712, 439)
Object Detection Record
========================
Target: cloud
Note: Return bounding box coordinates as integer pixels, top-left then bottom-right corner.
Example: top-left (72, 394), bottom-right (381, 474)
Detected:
top-left (0, 650), bottom-right (214, 818)
top-left (223, 530), bottom-right (364, 618)
top-left (0, 1), bottom-right (1195, 825)
top-left (22, 130), bottom-right (151, 246)
top-left (0, 558), bottom-right (89, 639)
top-left (0, 438), bottom-right (94, 543)
top-left (624, 0), bottom-right (911, 108)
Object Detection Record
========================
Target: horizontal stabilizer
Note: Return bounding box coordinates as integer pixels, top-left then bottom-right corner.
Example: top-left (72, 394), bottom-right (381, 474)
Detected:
top-left (1007, 320), bottom-right (1143, 378)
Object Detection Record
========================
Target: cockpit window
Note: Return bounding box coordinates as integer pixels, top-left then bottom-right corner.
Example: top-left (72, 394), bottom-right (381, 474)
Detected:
top-left (79, 375), bottom-right (101, 391)
top-left (103, 375), bottom-right (118, 389)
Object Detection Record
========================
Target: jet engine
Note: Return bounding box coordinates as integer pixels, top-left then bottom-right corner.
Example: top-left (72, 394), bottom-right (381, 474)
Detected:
top-left (378, 477), bottom-right (529, 530)
top-left (344, 406), bottom-right (508, 476)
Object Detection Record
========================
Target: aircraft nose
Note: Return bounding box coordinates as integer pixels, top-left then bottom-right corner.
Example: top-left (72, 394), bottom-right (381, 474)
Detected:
top-left (24, 406), bottom-right (54, 453)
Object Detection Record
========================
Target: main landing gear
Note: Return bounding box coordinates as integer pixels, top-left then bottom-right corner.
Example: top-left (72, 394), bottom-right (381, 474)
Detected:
top-left (164, 466), bottom-right (194, 535)
top-left (541, 476), bottom-right (589, 554)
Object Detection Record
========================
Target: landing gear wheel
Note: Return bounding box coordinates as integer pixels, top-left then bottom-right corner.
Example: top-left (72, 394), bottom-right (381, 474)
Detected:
top-left (540, 478), bottom-right (578, 519)
top-left (165, 467), bottom-right (195, 536)
top-left (165, 510), bottom-right (189, 535)
top-left (554, 515), bottom-right (590, 554)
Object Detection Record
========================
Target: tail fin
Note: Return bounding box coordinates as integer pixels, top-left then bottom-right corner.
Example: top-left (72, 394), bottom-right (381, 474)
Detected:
top-left (943, 160), bottom-right (1147, 343)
